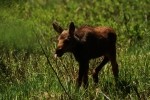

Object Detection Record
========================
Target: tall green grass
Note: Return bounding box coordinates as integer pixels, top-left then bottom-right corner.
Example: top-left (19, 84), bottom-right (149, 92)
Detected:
top-left (0, 0), bottom-right (149, 99)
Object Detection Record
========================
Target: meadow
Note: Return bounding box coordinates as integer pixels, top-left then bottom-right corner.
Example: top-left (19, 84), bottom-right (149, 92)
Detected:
top-left (0, 0), bottom-right (149, 99)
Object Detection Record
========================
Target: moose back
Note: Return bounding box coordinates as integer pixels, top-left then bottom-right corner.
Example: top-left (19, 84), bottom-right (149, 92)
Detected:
top-left (53, 22), bottom-right (118, 88)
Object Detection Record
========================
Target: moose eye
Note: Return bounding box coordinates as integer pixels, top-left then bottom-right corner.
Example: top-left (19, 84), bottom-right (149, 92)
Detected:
top-left (64, 39), bottom-right (70, 44)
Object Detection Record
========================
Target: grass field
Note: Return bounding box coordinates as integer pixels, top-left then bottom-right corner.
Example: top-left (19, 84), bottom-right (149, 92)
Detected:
top-left (0, 0), bottom-right (150, 99)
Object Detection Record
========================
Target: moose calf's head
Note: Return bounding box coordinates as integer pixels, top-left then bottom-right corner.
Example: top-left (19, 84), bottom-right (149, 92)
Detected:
top-left (53, 22), bottom-right (76, 58)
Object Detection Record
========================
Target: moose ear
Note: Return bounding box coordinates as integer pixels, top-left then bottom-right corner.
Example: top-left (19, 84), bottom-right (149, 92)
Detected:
top-left (69, 22), bottom-right (75, 37)
top-left (52, 22), bottom-right (63, 33)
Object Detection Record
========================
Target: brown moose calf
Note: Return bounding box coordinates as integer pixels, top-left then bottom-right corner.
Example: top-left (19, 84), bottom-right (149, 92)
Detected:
top-left (53, 22), bottom-right (118, 88)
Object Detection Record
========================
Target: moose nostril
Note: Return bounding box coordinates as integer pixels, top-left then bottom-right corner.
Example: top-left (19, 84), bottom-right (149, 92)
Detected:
top-left (56, 47), bottom-right (62, 51)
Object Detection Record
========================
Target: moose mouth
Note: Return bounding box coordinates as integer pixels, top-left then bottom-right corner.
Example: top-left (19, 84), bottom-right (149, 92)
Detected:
top-left (55, 49), bottom-right (64, 57)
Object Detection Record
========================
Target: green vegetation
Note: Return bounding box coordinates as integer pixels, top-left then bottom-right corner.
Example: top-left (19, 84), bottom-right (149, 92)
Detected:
top-left (0, 0), bottom-right (149, 99)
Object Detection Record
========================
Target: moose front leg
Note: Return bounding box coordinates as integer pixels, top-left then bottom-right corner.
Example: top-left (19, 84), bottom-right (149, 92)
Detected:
top-left (83, 62), bottom-right (89, 88)
top-left (76, 66), bottom-right (84, 88)
top-left (76, 60), bottom-right (89, 88)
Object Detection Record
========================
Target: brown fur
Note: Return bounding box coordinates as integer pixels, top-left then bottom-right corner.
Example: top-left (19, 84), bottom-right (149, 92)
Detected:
top-left (53, 22), bottom-right (118, 88)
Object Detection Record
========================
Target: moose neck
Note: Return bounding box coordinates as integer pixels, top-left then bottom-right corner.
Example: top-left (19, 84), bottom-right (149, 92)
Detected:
top-left (71, 38), bottom-right (88, 62)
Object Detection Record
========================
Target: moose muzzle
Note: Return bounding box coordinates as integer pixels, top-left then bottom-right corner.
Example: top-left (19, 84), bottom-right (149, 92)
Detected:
top-left (54, 48), bottom-right (64, 58)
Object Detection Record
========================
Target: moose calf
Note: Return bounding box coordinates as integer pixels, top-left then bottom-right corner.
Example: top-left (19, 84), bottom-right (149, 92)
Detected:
top-left (53, 22), bottom-right (118, 88)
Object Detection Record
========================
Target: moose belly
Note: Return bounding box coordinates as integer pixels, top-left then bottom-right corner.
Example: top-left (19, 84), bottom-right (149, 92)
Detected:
top-left (88, 49), bottom-right (105, 59)
top-left (87, 44), bottom-right (109, 59)
top-left (73, 42), bottom-right (109, 60)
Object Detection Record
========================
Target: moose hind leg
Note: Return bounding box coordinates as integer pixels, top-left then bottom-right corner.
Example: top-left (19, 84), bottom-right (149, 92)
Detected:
top-left (110, 58), bottom-right (119, 82)
top-left (93, 57), bottom-right (109, 83)
top-left (109, 49), bottom-right (119, 82)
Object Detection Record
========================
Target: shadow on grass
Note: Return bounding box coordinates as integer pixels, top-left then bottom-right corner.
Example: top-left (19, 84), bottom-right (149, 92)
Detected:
top-left (116, 80), bottom-right (140, 99)
top-left (102, 79), bottom-right (141, 99)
